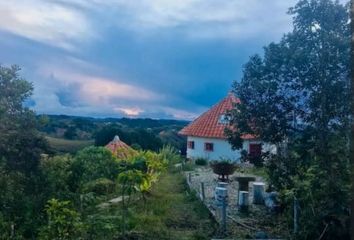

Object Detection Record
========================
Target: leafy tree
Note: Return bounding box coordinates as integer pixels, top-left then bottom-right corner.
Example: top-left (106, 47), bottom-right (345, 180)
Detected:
top-left (94, 124), bottom-right (127, 146)
top-left (226, 0), bottom-right (350, 239)
top-left (70, 146), bottom-right (119, 191)
top-left (39, 199), bottom-right (84, 240)
top-left (0, 65), bottom-right (49, 237)
top-left (40, 155), bottom-right (74, 200)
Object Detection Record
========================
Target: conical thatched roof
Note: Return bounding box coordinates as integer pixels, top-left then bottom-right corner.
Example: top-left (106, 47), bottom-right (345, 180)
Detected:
top-left (105, 135), bottom-right (137, 159)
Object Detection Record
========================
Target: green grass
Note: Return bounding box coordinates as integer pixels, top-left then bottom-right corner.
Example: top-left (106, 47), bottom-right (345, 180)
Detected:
top-left (45, 136), bottom-right (94, 154)
top-left (92, 170), bottom-right (217, 240)
top-left (131, 172), bottom-right (217, 239)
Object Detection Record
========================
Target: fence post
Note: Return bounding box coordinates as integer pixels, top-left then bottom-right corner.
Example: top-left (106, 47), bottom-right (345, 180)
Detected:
top-left (221, 197), bottom-right (227, 234)
top-left (238, 191), bottom-right (249, 212)
top-left (188, 172), bottom-right (192, 184)
top-left (200, 182), bottom-right (205, 201)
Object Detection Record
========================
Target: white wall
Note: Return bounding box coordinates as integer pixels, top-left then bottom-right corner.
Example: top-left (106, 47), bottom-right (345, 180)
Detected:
top-left (186, 136), bottom-right (277, 162)
top-left (186, 136), bottom-right (241, 162)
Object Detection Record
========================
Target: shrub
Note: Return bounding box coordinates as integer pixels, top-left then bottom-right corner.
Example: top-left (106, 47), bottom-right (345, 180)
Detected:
top-left (39, 199), bottom-right (84, 240)
top-left (70, 146), bottom-right (119, 191)
top-left (195, 158), bottom-right (207, 166)
top-left (210, 159), bottom-right (239, 181)
top-left (83, 178), bottom-right (115, 195)
top-left (158, 145), bottom-right (181, 165)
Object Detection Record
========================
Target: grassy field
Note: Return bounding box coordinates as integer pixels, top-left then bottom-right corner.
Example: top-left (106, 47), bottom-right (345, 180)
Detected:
top-left (45, 136), bottom-right (94, 154)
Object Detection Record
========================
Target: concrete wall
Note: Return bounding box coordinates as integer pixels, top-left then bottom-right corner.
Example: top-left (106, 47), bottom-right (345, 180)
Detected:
top-left (186, 136), bottom-right (276, 162)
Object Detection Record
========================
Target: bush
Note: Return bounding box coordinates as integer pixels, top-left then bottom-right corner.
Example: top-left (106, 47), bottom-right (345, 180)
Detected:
top-left (210, 159), bottom-right (239, 181)
top-left (83, 178), bottom-right (115, 195)
top-left (70, 146), bottom-right (119, 191)
top-left (39, 199), bottom-right (84, 240)
top-left (158, 145), bottom-right (181, 165)
top-left (195, 158), bottom-right (207, 166)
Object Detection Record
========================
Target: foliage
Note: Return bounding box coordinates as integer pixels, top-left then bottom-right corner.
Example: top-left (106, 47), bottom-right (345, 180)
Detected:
top-left (39, 199), bottom-right (84, 240)
top-left (239, 149), bottom-right (267, 167)
top-left (82, 178), bottom-right (115, 195)
top-left (195, 158), bottom-right (208, 166)
top-left (40, 155), bottom-right (74, 200)
top-left (0, 65), bottom-right (49, 238)
top-left (158, 145), bottom-right (182, 167)
top-left (70, 146), bottom-right (119, 191)
top-left (45, 136), bottom-right (93, 154)
top-left (0, 65), bottom-right (192, 238)
top-left (209, 160), bottom-right (239, 180)
top-left (94, 124), bottom-right (164, 151)
top-left (226, 0), bottom-right (350, 238)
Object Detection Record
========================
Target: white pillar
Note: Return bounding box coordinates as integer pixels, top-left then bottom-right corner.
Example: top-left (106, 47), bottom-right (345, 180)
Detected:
top-left (253, 182), bottom-right (265, 204)
top-left (238, 191), bottom-right (248, 208)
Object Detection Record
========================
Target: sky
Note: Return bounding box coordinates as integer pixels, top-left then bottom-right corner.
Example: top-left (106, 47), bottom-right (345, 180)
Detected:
top-left (0, 0), bottom-right (301, 120)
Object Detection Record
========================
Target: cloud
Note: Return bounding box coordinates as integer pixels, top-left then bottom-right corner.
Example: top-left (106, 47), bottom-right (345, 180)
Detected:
top-left (29, 61), bottom-right (173, 118)
top-left (31, 61), bottom-right (202, 120)
top-left (114, 107), bottom-right (144, 117)
top-left (37, 66), bottom-right (161, 104)
top-left (107, 0), bottom-right (298, 40)
top-left (5, 0), bottom-right (341, 120)
top-left (0, 0), bottom-right (93, 50)
top-left (0, 0), bottom-right (298, 50)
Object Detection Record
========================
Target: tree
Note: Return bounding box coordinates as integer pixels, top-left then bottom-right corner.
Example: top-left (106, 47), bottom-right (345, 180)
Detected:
top-left (39, 199), bottom-right (84, 240)
top-left (94, 124), bottom-right (126, 146)
top-left (226, 0), bottom-right (350, 239)
top-left (0, 65), bottom-right (49, 238)
top-left (70, 146), bottom-right (119, 192)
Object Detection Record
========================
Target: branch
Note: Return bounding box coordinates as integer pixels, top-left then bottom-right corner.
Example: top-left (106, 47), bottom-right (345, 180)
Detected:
top-left (318, 223), bottom-right (329, 240)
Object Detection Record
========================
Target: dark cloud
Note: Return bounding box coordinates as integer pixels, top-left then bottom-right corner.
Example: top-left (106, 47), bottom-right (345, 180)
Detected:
top-left (0, 0), bottom-right (317, 119)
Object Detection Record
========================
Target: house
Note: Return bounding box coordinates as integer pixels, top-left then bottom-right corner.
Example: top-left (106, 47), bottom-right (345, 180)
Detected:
top-left (178, 92), bottom-right (276, 162)
top-left (105, 135), bottom-right (137, 159)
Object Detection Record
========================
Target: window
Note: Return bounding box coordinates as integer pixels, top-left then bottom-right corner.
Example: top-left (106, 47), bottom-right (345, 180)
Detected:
top-left (249, 143), bottom-right (262, 157)
top-left (204, 142), bottom-right (214, 151)
top-left (187, 141), bottom-right (195, 149)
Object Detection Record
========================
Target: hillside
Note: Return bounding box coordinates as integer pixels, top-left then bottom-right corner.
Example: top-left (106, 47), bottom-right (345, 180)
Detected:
top-left (38, 114), bottom-right (188, 154)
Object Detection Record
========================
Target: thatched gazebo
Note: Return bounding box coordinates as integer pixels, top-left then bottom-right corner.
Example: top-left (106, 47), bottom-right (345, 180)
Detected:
top-left (105, 135), bottom-right (137, 160)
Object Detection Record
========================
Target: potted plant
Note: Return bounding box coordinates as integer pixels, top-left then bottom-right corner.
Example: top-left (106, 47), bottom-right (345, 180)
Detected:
top-left (210, 159), bottom-right (239, 182)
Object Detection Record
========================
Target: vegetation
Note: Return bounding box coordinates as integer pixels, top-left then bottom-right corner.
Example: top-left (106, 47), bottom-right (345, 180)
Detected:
top-left (0, 65), bottom-right (49, 238)
top-left (45, 136), bottom-right (93, 154)
top-left (226, 0), bottom-right (350, 239)
top-left (0, 64), bottom-right (215, 239)
top-left (194, 158), bottom-right (208, 166)
top-left (209, 160), bottom-right (239, 181)
top-left (38, 114), bottom-right (187, 154)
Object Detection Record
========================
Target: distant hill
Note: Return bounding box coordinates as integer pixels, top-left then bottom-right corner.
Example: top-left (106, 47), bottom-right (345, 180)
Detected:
top-left (37, 114), bottom-right (189, 154)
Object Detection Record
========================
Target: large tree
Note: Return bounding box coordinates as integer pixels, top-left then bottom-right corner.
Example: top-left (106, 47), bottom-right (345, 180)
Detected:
top-left (0, 65), bottom-right (48, 238)
top-left (226, 0), bottom-right (350, 239)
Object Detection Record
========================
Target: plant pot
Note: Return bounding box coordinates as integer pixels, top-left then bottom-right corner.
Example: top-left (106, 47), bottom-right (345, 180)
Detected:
top-left (210, 161), bottom-right (238, 182)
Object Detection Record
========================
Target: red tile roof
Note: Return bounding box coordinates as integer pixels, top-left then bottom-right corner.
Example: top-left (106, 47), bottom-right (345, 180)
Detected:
top-left (179, 93), bottom-right (255, 139)
top-left (106, 136), bottom-right (137, 159)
